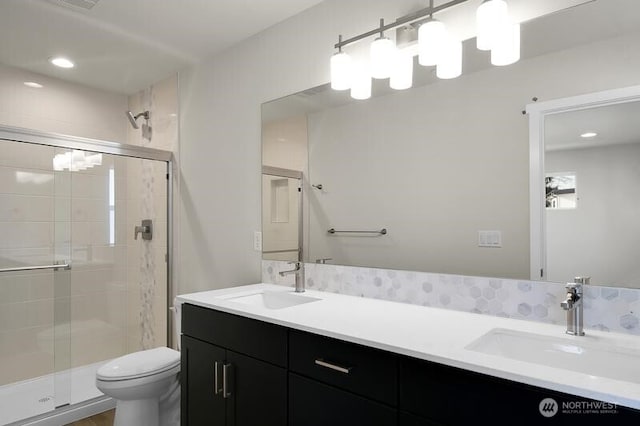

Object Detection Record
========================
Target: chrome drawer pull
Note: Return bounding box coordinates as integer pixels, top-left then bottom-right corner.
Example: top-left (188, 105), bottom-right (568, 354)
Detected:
top-left (223, 363), bottom-right (233, 398)
top-left (214, 361), bottom-right (223, 395)
top-left (314, 359), bottom-right (352, 374)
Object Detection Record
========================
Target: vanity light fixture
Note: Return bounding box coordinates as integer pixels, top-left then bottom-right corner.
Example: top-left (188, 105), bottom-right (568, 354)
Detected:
top-left (418, 19), bottom-right (446, 67)
top-left (329, 0), bottom-right (521, 97)
top-left (330, 35), bottom-right (352, 91)
top-left (49, 56), bottom-right (75, 68)
top-left (370, 19), bottom-right (396, 79)
top-left (580, 132), bottom-right (598, 138)
top-left (390, 48), bottom-right (414, 90)
top-left (476, 0), bottom-right (508, 51)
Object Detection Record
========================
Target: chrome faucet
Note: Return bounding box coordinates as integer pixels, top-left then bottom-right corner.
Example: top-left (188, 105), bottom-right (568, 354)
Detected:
top-left (279, 261), bottom-right (305, 293)
top-left (560, 277), bottom-right (589, 336)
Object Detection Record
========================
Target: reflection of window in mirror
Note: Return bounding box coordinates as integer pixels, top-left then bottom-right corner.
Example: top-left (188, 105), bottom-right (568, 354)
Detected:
top-left (545, 173), bottom-right (577, 209)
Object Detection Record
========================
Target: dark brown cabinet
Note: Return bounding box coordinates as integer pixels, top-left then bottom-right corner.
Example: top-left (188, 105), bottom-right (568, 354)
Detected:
top-left (181, 303), bottom-right (640, 426)
top-left (181, 304), bottom-right (287, 426)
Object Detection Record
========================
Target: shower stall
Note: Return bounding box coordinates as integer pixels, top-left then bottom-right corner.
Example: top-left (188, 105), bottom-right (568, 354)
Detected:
top-left (0, 125), bottom-right (173, 425)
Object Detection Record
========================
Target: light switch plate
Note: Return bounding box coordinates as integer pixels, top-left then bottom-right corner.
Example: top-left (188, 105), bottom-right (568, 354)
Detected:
top-left (253, 231), bottom-right (262, 251)
top-left (478, 230), bottom-right (502, 248)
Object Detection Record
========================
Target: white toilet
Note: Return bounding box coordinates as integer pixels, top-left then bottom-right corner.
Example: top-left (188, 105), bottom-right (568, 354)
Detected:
top-left (96, 346), bottom-right (181, 426)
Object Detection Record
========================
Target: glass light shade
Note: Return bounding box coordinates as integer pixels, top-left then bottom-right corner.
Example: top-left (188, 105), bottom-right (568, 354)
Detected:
top-left (476, 0), bottom-right (508, 51)
top-left (331, 52), bottom-right (352, 90)
top-left (418, 20), bottom-right (446, 67)
top-left (350, 64), bottom-right (372, 100)
top-left (390, 50), bottom-right (413, 90)
top-left (370, 36), bottom-right (396, 79)
top-left (491, 23), bottom-right (520, 66)
top-left (436, 37), bottom-right (462, 79)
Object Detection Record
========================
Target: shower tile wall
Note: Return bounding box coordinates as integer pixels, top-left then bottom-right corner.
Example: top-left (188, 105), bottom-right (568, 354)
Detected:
top-left (124, 74), bottom-right (178, 352)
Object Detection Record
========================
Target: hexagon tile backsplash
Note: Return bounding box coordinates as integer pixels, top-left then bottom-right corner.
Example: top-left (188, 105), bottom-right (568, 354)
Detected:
top-left (262, 260), bottom-right (640, 335)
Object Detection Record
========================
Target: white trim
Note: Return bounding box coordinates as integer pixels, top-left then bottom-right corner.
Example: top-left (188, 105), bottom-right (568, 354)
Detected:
top-left (527, 84), bottom-right (640, 281)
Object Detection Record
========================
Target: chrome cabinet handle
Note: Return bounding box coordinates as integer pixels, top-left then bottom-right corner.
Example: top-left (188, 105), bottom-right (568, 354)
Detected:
top-left (314, 359), bottom-right (352, 374)
top-left (223, 363), bottom-right (232, 398)
top-left (214, 361), bottom-right (223, 395)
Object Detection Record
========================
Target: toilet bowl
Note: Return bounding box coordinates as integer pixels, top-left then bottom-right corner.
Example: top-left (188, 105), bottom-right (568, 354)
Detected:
top-left (96, 347), bottom-right (180, 426)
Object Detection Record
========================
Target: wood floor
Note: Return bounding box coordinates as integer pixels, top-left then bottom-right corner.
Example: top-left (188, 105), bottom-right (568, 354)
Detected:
top-left (65, 409), bottom-right (114, 426)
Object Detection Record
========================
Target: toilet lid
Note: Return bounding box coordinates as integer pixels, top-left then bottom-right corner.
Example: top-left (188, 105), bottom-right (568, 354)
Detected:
top-left (97, 347), bottom-right (180, 381)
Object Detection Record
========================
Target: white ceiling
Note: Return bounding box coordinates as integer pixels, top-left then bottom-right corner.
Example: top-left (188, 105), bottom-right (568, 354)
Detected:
top-left (0, 0), bottom-right (325, 94)
top-left (545, 102), bottom-right (640, 151)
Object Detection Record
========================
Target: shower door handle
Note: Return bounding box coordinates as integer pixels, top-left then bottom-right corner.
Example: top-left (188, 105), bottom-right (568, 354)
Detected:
top-left (134, 219), bottom-right (153, 241)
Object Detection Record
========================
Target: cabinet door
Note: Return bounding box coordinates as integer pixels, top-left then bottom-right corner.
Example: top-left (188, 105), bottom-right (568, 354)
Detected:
top-left (225, 350), bottom-right (287, 426)
top-left (289, 373), bottom-right (396, 426)
top-left (181, 336), bottom-right (226, 425)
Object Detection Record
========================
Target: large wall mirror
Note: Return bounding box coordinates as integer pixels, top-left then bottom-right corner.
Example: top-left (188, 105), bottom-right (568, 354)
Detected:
top-left (262, 0), bottom-right (640, 288)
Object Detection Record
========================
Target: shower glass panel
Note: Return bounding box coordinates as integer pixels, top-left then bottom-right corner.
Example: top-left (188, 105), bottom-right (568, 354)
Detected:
top-left (262, 174), bottom-right (301, 261)
top-left (0, 137), bottom-right (169, 424)
top-left (0, 140), bottom-right (71, 423)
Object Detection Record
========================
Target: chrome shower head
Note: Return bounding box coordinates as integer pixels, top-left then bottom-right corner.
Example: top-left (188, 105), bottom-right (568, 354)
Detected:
top-left (126, 111), bottom-right (139, 129)
top-left (126, 110), bottom-right (150, 129)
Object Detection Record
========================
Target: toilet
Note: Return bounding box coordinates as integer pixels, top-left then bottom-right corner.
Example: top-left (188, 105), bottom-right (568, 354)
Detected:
top-left (96, 346), bottom-right (181, 426)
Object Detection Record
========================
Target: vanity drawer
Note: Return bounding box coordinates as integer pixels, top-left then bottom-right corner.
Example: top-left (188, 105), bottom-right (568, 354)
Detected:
top-left (288, 330), bottom-right (397, 405)
top-left (181, 303), bottom-right (287, 367)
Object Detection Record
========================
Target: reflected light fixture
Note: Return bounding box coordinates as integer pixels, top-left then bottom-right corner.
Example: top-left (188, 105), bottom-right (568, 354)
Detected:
top-left (476, 0), bottom-right (508, 51)
top-left (24, 81), bottom-right (44, 88)
top-left (580, 132), bottom-right (598, 138)
top-left (49, 57), bottom-right (75, 68)
top-left (436, 36), bottom-right (462, 79)
top-left (53, 150), bottom-right (102, 172)
top-left (350, 63), bottom-right (372, 100)
top-left (330, 35), bottom-right (352, 90)
top-left (491, 22), bottom-right (520, 66)
top-left (370, 19), bottom-right (396, 79)
top-left (329, 0), bottom-right (521, 99)
top-left (390, 49), bottom-right (414, 90)
top-left (418, 19), bottom-right (446, 67)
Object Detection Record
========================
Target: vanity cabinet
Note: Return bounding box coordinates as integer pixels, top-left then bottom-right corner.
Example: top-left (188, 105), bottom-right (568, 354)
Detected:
top-left (181, 303), bottom-right (640, 426)
top-left (181, 304), bottom-right (287, 426)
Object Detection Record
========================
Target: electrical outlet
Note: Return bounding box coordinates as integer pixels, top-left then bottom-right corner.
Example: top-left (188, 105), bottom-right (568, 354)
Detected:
top-left (253, 231), bottom-right (262, 251)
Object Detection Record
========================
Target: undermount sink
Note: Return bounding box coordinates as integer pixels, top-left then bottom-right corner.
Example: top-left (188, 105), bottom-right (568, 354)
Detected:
top-left (219, 290), bottom-right (321, 310)
top-left (466, 328), bottom-right (640, 384)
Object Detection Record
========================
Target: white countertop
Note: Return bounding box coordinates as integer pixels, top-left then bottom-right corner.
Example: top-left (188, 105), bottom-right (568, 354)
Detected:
top-left (176, 283), bottom-right (640, 410)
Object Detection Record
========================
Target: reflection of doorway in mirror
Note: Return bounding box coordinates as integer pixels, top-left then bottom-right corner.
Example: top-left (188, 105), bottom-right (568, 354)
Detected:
top-left (545, 173), bottom-right (577, 209)
top-left (530, 86), bottom-right (640, 288)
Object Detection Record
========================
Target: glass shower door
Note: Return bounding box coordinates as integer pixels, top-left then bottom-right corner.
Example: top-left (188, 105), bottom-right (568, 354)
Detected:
top-left (0, 140), bottom-right (72, 423)
top-left (0, 133), bottom-right (170, 424)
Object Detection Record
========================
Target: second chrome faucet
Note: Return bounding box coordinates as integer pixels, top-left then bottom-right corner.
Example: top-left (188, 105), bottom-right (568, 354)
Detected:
top-left (560, 277), bottom-right (589, 336)
top-left (279, 261), bottom-right (305, 293)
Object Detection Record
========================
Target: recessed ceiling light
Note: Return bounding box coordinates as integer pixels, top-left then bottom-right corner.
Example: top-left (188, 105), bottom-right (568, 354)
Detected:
top-left (49, 57), bottom-right (75, 68)
top-left (24, 82), bottom-right (44, 88)
top-left (580, 132), bottom-right (597, 138)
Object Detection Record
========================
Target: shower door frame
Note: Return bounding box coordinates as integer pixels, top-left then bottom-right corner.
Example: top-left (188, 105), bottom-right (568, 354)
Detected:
top-left (0, 124), bottom-right (175, 349)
